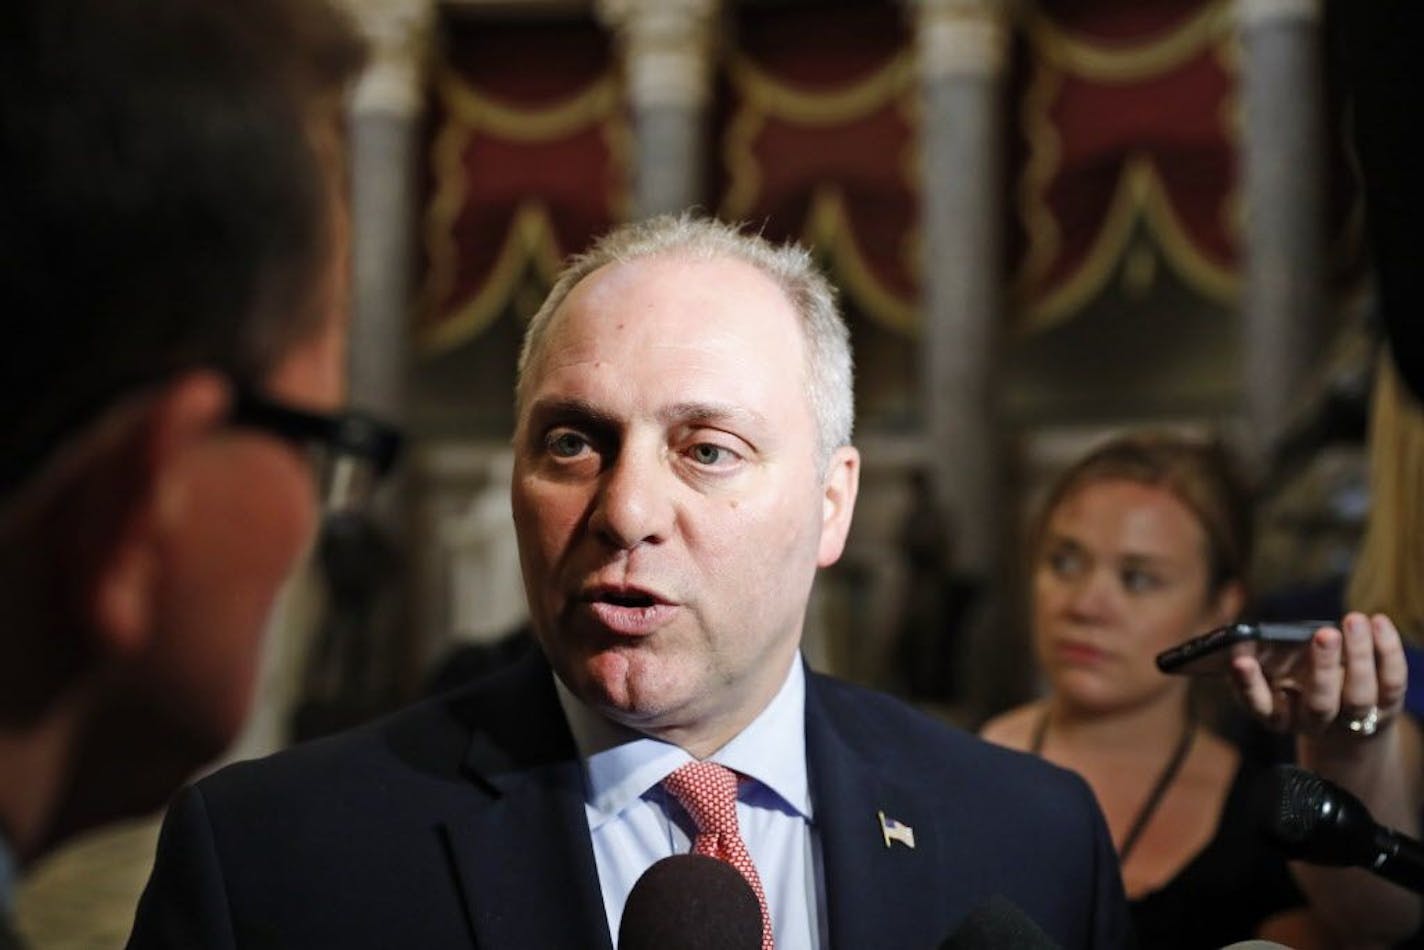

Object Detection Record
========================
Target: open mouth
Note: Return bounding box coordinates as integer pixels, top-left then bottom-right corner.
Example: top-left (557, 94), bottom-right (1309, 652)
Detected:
top-left (583, 584), bottom-right (667, 608)
top-left (597, 590), bottom-right (658, 609)
top-left (578, 585), bottom-right (677, 634)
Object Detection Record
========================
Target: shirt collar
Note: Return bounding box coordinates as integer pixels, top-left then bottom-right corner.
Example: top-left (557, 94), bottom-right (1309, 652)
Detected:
top-left (554, 655), bottom-right (812, 829)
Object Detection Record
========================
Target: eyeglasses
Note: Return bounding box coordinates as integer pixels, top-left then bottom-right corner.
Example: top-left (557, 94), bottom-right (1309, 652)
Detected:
top-left (229, 388), bottom-right (404, 512)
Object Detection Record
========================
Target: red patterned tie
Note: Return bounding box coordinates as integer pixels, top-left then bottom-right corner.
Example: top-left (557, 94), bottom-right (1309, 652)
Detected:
top-left (662, 761), bottom-right (775, 950)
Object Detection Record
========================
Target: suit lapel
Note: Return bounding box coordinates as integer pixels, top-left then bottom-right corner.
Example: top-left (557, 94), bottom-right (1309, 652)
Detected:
top-left (805, 677), bottom-right (951, 950)
top-left (438, 655), bottom-right (614, 950)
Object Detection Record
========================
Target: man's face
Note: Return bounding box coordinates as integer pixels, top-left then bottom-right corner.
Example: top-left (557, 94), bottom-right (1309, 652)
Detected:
top-left (512, 252), bottom-right (857, 753)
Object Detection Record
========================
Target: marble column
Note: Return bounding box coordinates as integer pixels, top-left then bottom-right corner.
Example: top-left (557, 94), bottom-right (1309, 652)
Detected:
top-left (322, 0), bottom-right (435, 705)
top-left (910, 0), bottom-right (1013, 713)
top-left (1237, 0), bottom-right (1326, 453)
top-left (342, 0), bottom-right (435, 422)
top-left (598, 0), bottom-right (719, 219)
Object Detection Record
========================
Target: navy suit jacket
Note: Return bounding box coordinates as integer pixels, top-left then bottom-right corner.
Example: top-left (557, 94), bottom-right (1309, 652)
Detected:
top-left (129, 653), bottom-right (1131, 948)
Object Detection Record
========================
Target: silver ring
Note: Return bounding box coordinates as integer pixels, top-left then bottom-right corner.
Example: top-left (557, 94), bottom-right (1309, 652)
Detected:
top-left (1345, 705), bottom-right (1381, 737)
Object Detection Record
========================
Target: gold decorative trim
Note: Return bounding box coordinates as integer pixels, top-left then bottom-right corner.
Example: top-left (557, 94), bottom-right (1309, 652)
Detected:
top-left (726, 50), bottom-right (914, 125)
top-left (719, 96), bottom-right (768, 221)
top-left (436, 67), bottom-right (620, 142)
top-left (1141, 159), bottom-right (1237, 303)
top-left (720, 46), bottom-right (914, 229)
top-left (1014, 59), bottom-right (1064, 298)
top-left (1018, 156), bottom-right (1238, 334)
top-left (1016, 19), bottom-right (1240, 333)
top-left (1215, 37), bottom-right (1245, 265)
top-left (418, 62), bottom-right (631, 354)
top-left (802, 188), bottom-right (918, 336)
top-left (420, 104), bottom-right (477, 343)
top-left (418, 202), bottom-right (565, 355)
top-left (1025, 0), bottom-right (1231, 83)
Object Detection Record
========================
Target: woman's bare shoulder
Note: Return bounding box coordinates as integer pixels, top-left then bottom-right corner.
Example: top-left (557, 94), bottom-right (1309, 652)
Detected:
top-left (979, 701), bottom-right (1045, 752)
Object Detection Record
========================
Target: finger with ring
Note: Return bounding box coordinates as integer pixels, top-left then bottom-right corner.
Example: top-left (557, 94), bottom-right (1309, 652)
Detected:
top-left (1345, 705), bottom-right (1381, 736)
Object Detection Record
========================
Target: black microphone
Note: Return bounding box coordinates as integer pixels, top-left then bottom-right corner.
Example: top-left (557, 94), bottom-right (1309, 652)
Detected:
top-left (1260, 764), bottom-right (1424, 894)
top-left (617, 854), bottom-right (762, 950)
top-left (939, 895), bottom-right (1061, 949)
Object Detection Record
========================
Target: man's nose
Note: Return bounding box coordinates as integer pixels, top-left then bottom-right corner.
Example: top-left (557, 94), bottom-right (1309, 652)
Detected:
top-left (587, 445), bottom-right (674, 550)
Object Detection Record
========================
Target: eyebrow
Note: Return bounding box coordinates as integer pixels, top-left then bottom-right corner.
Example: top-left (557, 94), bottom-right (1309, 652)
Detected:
top-left (525, 396), bottom-right (620, 430)
top-left (657, 400), bottom-right (769, 434)
top-left (525, 396), bottom-right (768, 432)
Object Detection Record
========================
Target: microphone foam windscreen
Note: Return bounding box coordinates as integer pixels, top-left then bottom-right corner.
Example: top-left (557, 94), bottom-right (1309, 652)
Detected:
top-left (1261, 765), bottom-right (1326, 847)
top-left (618, 854), bottom-right (762, 950)
top-left (1258, 764), bottom-right (1380, 868)
top-left (941, 895), bottom-right (1060, 949)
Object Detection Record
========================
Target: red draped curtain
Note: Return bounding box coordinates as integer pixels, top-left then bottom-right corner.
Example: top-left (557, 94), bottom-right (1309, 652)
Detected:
top-left (418, 17), bottom-right (628, 355)
top-left (418, 1), bottom-right (1360, 349)
top-left (714, 2), bottom-right (920, 337)
top-left (1010, 0), bottom-right (1239, 332)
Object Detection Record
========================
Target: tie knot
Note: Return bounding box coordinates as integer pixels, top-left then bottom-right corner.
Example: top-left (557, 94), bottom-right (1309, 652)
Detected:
top-left (662, 761), bottom-right (740, 835)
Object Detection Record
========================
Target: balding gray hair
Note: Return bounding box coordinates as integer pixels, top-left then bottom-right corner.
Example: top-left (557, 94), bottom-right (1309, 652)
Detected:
top-left (515, 214), bottom-right (854, 469)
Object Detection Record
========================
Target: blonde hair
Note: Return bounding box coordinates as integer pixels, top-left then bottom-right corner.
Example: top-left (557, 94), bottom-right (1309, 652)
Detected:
top-left (1347, 349), bottom-right (1424, 641)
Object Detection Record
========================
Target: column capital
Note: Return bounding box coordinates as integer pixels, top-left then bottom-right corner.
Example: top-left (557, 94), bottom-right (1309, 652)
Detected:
top-left (340, 0), bottom-right (436, 119)
top-left (909, 0), bottom-right (1011, 79)
top-left (1236, 0), bottom-right (1322, 29)
top-left (596, 0), bottom-right (720, 109)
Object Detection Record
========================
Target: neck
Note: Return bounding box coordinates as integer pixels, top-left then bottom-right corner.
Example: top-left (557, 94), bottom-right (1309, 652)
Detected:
top-left (1043, 688), bottom-right (1192, 761)
top-left (625, 652), bottom-right (798, 760)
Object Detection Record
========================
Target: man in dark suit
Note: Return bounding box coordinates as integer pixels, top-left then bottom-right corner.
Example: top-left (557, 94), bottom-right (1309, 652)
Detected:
top-left (131, 216), bottom-right (1130, 948)
top-left (0, 0), bottom-right (372, 943)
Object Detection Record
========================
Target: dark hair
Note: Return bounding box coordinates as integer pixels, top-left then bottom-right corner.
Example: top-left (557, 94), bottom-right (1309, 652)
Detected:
top-left (1033, 431), bottom-right (1254, 596)
top-left (0, 0), bottom-right (366, 495)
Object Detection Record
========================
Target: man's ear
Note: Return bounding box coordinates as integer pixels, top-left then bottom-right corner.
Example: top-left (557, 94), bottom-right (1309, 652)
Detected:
top-left (86, 372), bottom-right (231, 657)
top-left (817, 445), bottom-right (860, 568)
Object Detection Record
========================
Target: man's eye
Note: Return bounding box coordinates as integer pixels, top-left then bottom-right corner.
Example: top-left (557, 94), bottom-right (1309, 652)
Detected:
top-left (547, 431), bottom-right (589, 458)
top-left (688, 443), bottom-right (736, 466)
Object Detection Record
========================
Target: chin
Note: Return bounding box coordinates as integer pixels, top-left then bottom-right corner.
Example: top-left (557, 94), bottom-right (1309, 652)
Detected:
top-left (1052, 674), bottom-right (1121, 713)
top-left (579, 651), bottom-right (688, 723)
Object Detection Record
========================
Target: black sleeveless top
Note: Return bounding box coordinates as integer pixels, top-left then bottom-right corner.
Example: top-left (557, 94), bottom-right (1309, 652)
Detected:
top-left (1129, 761), bottom-right (1305, 949)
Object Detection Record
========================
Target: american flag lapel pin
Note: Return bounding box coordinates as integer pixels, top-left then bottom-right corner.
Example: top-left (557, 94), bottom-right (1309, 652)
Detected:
top-left (878, 810), bottom-right (915, 849)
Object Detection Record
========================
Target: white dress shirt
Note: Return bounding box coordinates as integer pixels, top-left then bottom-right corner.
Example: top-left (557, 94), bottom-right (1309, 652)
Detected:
top-left (556, 655), bottom-right (825, 950)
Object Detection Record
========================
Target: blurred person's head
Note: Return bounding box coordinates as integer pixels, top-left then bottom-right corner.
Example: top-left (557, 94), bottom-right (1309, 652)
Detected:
top-left (510, 215), bottom-right (859, 757)
top-left (1030, 432), bottom-right (1251, 716)
top-left (0, 0), bottom-right (366, 861)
